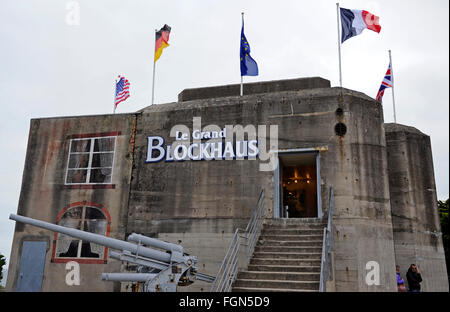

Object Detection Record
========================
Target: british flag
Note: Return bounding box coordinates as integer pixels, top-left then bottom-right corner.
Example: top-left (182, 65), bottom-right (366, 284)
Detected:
top-left (115, 75), bottom-right (130, 108)
top-left (376, 63), bottom-right (392, 103)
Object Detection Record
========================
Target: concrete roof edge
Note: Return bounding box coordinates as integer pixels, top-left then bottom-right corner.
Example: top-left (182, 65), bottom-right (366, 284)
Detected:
top-left (384, 123), bottom-right (427, 136)
top-left (28, 86), bottom-right (378, 120)
top-left (177, 76), bottom-right (331, 102)
top-left (331, 87), bottom-right (377, 103)
top-left (179, 76), bottom-right (330, 94)
top-left (29, 112), bottom-right (140, 121)
top-left (138, 87), bottom-right (377, 113)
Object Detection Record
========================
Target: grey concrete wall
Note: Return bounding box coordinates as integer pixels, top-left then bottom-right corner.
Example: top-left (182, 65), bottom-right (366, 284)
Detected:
top-left (6, 114), bottom-right (136, 292)
top-left (129, 82), bottom-right (397, 291)
top-left (385, 123), bottom-right (449, 292)
top-left (328, 93), bottom-right (397, 292)
top-left (129, 93), bottom-right (271, 291)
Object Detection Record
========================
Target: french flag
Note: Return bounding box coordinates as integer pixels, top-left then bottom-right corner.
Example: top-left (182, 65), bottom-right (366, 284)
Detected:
top-left (340, 7), bottom-right (381, 43)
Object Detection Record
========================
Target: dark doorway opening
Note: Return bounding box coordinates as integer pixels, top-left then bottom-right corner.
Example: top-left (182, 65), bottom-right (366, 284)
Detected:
top-left (280, 153), bottom-right (318, 218)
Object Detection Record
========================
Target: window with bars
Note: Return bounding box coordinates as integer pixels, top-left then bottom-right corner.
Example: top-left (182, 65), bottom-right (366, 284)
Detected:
top-left (65, 136), bottom-right (116, 184)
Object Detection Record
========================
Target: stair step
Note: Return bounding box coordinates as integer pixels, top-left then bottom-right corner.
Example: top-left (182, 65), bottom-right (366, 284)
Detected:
top-left (259, 235), bottom-right (323, 241)
top-left (261, 229), bottom-right (324, 235)
top-left (233, 287), bottom-right (318, 292)
top-left (233, 279), bottom-right (319, 290)
top-left (264, 218), bottom-right (324, 225)
top-left (255, 246), bottom-right (322, 253)
top-left (238, 271), bottom-right (320, 281)
top-left (250, 258), bottom-right (321, 266)
top-left (263, 223), bottom-right (326, 230)
top-left (257, 240), bottom-right (323, 247)
top-left (253, 252), bottom-right (322, 259)
top-left (247, 265), bottom-right (321, 273)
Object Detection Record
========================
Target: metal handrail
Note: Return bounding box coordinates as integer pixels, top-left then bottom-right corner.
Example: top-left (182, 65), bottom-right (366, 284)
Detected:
top-left (210, 189), bottom-right (265, 292)
top-left (319, 187), bottom-right (334, 292)
top-left (210, 228), bottom-right (241, 292)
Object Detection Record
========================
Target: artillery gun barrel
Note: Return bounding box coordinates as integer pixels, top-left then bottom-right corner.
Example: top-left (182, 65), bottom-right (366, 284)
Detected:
top-left (9, 214), bottom-right (174, 264)
top-left (109, 251), bottom-right (168, 270)
top-left (127, 233), bottom-right (183, 253)
top-left (101, 273), bottom-right (157, 282)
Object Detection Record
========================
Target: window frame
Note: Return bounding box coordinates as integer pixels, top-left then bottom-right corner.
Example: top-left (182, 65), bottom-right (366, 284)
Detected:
top-left (51, 201), bottom-right (111, 264)
top-left (65, 134), bottom-right (117, 185)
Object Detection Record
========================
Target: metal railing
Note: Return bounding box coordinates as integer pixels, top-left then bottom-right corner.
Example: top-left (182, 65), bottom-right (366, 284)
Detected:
top-left (210, 189), bottom-right (265, 292)
top-left (319, 187), bottom-right (335, 292)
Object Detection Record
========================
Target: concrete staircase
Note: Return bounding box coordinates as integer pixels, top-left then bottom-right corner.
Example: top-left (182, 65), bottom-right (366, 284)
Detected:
top-left (233, 218), bottom-right (325, 292)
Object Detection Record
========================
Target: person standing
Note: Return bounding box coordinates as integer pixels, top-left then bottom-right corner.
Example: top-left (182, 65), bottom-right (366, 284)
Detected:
top-left (406, 264), bottom-right (423, 292)
top-left (396, 265), bottom-right (407, 292)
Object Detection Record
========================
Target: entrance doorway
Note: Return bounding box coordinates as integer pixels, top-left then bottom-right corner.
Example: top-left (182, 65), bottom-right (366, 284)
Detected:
top-left (275, 151), bottom-right (321, 218)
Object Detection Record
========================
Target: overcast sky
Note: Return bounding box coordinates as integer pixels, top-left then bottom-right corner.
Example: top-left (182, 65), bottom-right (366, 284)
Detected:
top-left (0, 0), bottom-right (448, 270)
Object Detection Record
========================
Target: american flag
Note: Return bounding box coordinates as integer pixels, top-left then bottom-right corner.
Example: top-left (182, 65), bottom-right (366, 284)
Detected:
top-left (115, 75), bottom-right (130, 108)
top-left (376, 63), bottom-right (392, 103)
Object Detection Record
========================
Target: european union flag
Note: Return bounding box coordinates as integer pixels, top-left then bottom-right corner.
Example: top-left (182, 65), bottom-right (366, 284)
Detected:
top-left (240, 17), bottom-right (258, 76)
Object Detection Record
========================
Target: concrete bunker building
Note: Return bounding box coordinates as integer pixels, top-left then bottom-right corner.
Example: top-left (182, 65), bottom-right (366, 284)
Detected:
top-left (6, 77), bottom-right (449, 292)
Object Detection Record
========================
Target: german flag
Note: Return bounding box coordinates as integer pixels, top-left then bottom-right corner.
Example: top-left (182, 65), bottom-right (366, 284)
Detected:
top-left (154, 24), bottom-right (171, 62)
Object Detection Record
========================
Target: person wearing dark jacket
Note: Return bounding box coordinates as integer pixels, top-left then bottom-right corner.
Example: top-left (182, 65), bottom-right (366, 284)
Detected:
top-left (406, 264), bottom-right (423, 292)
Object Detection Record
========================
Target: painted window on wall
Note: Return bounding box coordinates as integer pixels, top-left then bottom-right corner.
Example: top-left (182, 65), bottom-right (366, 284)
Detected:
top-left (52, 203), bottom-right (110, 263)
top-left (65, 136), bottom-right (116, 185)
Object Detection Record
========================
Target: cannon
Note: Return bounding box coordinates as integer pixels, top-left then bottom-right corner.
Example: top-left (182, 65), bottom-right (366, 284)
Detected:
top-left (9, 213), bottom-right (216, 292)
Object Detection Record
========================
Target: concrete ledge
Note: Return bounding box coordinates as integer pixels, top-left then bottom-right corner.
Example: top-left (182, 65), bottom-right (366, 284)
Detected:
top-left (384, 123), bottom-right (426, 135)
top-left (178, 77), bottom-right (331, 102)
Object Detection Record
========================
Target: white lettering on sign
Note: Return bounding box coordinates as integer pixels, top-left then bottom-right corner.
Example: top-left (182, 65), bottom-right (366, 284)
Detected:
top-left (175, 131), bottom-right (188, 141)
top-left (146, 136), bottom-right (165, 162)
top-left (248, 140), bottom-right (259, 158)
top-left (146, 138), bottom-right (255, 163)
top-left (173, 144), bottom-right (188, 161)
top-left (145, 117), bottom-right (279, 171)
top-left (223, 141), bottom-right (236, 159)
top-left (191, 128), bottom-right (226, 140)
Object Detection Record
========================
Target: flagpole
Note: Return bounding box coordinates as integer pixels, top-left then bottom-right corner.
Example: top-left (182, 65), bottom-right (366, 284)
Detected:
top-left (152, 29), bottom-right (157, 105)
top-left (240, 12), bottom-right (244, 97)
top-left (389, 50), bottom-right (397, 123)
top-left (113, 78), bottom-right (117, 114)
top-left (336, 3), bottom-right (343, 88)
